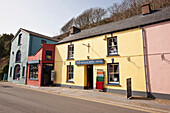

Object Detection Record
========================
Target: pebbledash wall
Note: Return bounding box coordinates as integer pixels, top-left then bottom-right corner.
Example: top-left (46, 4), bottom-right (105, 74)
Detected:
top-left (8, 28), bottom-right (57, 84)
top-left (143, 21), bottom-right (170, 99)
top-left (8, 30), bottom-right (30, 84)
top-left (54, 28), bottom-right (147, 96)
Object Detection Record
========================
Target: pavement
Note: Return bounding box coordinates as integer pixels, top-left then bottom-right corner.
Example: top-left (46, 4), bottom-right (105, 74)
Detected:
top-left (1, 81), bottom-right (170, 113)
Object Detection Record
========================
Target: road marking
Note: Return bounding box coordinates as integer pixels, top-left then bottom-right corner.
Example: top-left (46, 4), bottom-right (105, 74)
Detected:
top-left (1, 82), bottom-right (169, 113)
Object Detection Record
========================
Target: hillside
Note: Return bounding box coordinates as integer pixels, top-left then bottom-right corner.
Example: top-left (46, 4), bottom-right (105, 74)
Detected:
top-left (0, 34), bottom-right (14, 80)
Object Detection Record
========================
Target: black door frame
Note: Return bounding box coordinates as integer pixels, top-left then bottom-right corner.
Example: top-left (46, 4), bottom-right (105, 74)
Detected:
top-left (87, 65), bottom-right (93, 89)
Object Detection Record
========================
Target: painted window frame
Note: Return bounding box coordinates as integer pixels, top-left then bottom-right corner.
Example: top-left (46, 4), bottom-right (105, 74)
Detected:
top-left (68, 45), bottom-right (74, 59)
top-left (18, 34), bottom-right (22, 46)
top-left (45, 50), bottom-right (52, 61)
top-left (22, 66), bottom-right (25, 77)
top-left (16, 50), bottom-right (21, 63)
top-left (29, 64), bottom-right (38, 80)
top-left (10, 67), bottom-right (12, 77)
top-left (107, 36), bottom-right (118, 56)
top-left (107, 63), bottom-right (120, 85)
top-left (13, 64), bottom-right (20, 80)
top-left (67, 65), bottom-right (74, 82)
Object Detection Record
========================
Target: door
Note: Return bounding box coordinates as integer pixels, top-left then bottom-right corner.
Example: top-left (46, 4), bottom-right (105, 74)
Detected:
top-left (87, 65), bottom-right (93, 89)
top-left (42, 69), bottom-right (52, 86)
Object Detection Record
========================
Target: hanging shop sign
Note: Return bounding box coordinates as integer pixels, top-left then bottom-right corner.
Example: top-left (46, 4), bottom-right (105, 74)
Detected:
top-left (28, 60), bottom-right (40, 64)
top-left (51, 70), bottom-right (55, 81)
top-left (75, 59), bottom-right (104, 65)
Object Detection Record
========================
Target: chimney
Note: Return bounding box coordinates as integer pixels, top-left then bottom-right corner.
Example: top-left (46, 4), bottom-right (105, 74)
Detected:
top-left (141, 4), bottom-right (151, 15)
top-left (69, 26), bottom-right (81, 35)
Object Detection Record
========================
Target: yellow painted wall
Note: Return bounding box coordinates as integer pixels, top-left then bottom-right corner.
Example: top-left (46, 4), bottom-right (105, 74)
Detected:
top-left (54, 28), bottom-right (146, 92)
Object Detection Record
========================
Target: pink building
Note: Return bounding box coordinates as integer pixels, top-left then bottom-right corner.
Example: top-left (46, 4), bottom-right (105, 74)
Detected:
top-left (143, 21), bottom-right (170, 99)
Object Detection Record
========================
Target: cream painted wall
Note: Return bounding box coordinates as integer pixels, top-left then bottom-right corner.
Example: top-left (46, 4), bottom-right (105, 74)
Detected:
top-left (54, 28), bottom-right (146, 92)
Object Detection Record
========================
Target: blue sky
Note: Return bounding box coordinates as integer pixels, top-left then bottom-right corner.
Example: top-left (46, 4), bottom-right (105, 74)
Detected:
top-left (0, 0), bottom-right (121, 36)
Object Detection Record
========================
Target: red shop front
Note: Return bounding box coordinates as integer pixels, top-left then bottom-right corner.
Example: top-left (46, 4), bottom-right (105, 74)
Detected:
top-left (27, 44), bottom-right (55, 86)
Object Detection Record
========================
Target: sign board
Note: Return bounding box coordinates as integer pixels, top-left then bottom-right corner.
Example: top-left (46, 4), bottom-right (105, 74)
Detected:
top-left (28, 60), bottom-right (40, 64)
top-left (126, 78), bottom-right (132, 99)
top-left (51, 70), bottom-right (55, 81)
top-left (97, 69), bottom-right (104, 77)
top-left (75, 59), bottom-right (104, 65)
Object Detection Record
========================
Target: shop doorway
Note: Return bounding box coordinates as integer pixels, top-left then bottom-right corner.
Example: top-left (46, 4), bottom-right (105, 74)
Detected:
top-left (87, 65), bottom-right (93, 89)
top-left (41, 64), bottom-right (54, 86)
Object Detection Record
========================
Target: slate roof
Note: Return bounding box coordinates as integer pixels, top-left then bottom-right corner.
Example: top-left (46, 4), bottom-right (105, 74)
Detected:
top-left (58, 6), bottom-right (170, 44)
top-left (12, 28), bottom-right (59, 42)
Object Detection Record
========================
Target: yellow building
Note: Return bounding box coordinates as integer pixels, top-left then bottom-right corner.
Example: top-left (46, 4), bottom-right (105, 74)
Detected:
top-left (54, 24), bottom-right (147, 96)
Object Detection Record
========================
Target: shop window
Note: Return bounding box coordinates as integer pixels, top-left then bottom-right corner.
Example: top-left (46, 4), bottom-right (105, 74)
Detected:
top-left (67, 65), bottom-right (74, 82)
top-left (107, 63), bottom-right (119, 84)
top-left (22, 66), bottom-right (25, 77)
top-left (68, 45), bottom-right (74, 59)
top-left (41, 40), bottom-right (46, 45)
top-left (13, 65), bottom-right (20, 80)
top-left (18, 34), bottom-right (22, 45)
top-left (29, 64), bottom-right (38, 80)
top-left (16, 50), bottom-right (21, 63)
top-left (45, 50), bottom-right (52, 61)
top-left (107, 37), bottom-right (118, 55)
top-left (10, 67), bottom-right (12, 77)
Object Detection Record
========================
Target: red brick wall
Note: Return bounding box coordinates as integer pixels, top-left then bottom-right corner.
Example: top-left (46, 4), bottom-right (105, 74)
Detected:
top-left (27, 48), bottom-right (43, 87)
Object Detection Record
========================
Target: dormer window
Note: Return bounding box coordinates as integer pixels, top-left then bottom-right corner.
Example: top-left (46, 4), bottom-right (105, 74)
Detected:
top-left (68, 45), bottom-right (74, 59)
top-left (18, 34), bottom-right (22, 45)
top-left (16, 50), bottom-right (21, 63)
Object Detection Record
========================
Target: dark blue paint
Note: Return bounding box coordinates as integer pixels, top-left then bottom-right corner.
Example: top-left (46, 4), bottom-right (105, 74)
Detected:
top-left (75, 59), bottom-right (104, 65)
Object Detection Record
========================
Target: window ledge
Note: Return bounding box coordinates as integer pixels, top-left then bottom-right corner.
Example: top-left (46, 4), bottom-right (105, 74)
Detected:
top-left (106, 83), bottom-right (121, 86)
top-left (29, 79), bottom-right (38, 81)
top-left (106, 54), bottom-right (119, 57)
top-left (66, 58), bottom-right (74, 60)
top-left (66, 81), bottom-right (74, 83)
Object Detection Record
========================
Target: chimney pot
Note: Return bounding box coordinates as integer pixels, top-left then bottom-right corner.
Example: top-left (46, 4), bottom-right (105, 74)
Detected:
top-left (141, 4), bottom-right (151, 15)
top-left (70, 26), bottom-right (81, 35)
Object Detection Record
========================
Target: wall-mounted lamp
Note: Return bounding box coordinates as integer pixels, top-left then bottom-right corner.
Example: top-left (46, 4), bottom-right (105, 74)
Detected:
top-left (82, 43), bottom-right (90, 53)
top-left (127, 57), bottom-right (130, 61)
top-left (161, 53), bottom-right (165, 61)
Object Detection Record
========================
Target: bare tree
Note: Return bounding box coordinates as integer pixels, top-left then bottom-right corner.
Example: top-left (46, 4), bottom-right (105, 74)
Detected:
top-left (60, 18), bottom-right (75, 33)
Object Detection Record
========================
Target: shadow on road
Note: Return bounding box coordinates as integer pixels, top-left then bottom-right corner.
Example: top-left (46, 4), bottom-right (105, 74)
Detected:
top-left (129, 96), bottom-right (155, 100)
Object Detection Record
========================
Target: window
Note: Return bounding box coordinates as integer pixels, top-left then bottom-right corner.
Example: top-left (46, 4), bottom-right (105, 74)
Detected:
top-left (10, 67), bottom-right (12, 77)
top-left (41, 40), bottom-right (46, 45)
top-left (29, 64), bottom-right (38, 80)
top-left (13, 65), bottom-right (20, 80)
top-left (22, 66), bottom-right (25, 77)
top-left (18, 34), bottom-right (22, 45)
top-left (108, 63), bottom-right (119, 84)
top-left (68, 45), bottom-right (74, 59)
top-left (67, 65), bottom-right (74, 82)
top-left (107, 37), bottom-right (118, 55)
top-left (16, 50), bottom-right (21, 63)
top-left (45, 50), bottom-right (52, 60)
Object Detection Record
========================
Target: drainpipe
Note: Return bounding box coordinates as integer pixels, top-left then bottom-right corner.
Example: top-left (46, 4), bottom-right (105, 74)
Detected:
top-left (140, 26), bottom-right (148, 97)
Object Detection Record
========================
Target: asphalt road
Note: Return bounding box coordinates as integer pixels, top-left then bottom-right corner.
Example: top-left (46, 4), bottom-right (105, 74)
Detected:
top-left (0, 83), bottom-right (148, 113)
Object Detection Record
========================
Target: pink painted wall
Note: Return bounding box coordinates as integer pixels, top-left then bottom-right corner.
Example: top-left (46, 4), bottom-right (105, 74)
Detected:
top-left (144, 21), bottom-right (170, 94)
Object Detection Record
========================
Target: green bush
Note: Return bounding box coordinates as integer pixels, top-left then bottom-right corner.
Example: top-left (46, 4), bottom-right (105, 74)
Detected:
top-left (0, 63), bottom-right (9, 81)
